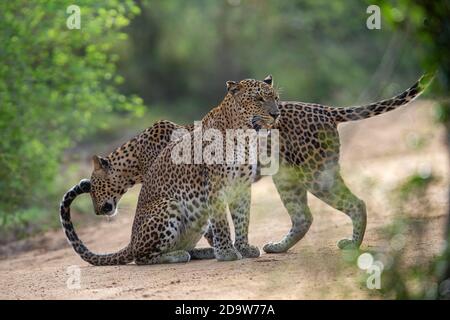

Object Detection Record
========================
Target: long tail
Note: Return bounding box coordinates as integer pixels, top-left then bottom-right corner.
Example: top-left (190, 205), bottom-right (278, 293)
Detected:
top-left (59, 179), bottom-right (133, 266)
top-left (330, 73), bottom-right (434, 123)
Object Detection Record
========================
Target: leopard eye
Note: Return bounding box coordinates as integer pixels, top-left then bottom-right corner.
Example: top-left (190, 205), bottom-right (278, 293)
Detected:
top-left (257, 96), bottom-right (265, 102)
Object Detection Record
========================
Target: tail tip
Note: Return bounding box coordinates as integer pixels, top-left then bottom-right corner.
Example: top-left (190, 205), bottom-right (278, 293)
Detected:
top-left (418, 71), bottom-right (436, 91)
top-left (79, 179), bottom-right (91, 192)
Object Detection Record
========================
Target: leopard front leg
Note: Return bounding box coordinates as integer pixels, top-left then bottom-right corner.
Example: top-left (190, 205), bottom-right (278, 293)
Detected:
top-left (209, 197), bottom-right (242, 261)
top-left (263, 164), bottom-right (313, 253)
top-left (228, 182), bottom-right (260, 258)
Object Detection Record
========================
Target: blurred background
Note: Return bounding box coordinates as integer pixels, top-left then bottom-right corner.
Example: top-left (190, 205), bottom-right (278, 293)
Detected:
top-left (0, 0), bottom-right (449, 299)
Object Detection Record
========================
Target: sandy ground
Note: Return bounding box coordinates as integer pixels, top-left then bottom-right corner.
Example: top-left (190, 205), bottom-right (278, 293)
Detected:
top-left (0, 101), bottom-right (448, 299)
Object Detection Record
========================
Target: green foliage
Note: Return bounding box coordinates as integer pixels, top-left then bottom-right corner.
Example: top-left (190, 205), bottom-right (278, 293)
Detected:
top-left (0, 0), bottom-right (143, 233)
top-left (118, 0), bottom-right (423, 120)
top-left (374, 218), bottom-right (441, 299)
top-left (374, 0), bottom-right (450, 298)
top-left (354, 173), bottom-right (441, 299)
top-left (375, 0), bottom-right (450, 121)
top-left (435, 103), bottom-right (450, 124)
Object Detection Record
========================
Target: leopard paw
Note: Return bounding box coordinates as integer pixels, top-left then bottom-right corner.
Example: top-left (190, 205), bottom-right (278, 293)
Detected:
top-left (263, 241), bottom-right (288, 253)
top-left (214, 247), bottom-right (242, 261)
top-left (236, 243), bottom-right (260, 258)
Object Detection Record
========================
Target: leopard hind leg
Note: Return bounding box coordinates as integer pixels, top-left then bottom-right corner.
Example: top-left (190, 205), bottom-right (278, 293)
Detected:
top-left (306, 167), bottom-right (367, 249)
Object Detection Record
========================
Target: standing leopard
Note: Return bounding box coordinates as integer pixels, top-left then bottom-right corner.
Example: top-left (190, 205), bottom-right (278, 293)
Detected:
top-left (257, 73), bottom-right (434, 252)
top-left (60, 77), bottom-right (279, 265)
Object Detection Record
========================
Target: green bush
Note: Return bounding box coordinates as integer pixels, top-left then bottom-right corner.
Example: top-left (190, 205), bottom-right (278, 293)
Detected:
top-left (0, 1), bottom-right (143, 233)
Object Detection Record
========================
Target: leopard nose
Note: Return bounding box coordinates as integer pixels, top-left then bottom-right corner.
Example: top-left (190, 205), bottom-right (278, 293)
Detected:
top-left (269, 111), bottom-right (280, 119)
top-left (101, 203), bottom-right (113, 214)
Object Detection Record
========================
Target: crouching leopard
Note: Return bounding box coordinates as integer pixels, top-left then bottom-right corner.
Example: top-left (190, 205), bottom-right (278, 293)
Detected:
top-left (60, 77), bottom-right (280, 265)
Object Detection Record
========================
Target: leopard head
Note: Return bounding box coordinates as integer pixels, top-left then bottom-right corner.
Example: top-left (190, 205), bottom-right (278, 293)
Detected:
top-left (89, 155), bottom-right (134, 216)
top-left (226, 75), bottom-right (280, 130)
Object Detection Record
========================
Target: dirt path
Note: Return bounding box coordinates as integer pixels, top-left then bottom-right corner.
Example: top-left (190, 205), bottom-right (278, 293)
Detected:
top-left (0, 101), bottom-right (448, 299)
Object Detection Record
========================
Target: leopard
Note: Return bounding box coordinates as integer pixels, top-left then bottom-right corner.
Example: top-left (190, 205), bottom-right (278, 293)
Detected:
top-left (248, 73), bottom-right (434, 252)
top-left (59, 76), bottom-right (280, 265)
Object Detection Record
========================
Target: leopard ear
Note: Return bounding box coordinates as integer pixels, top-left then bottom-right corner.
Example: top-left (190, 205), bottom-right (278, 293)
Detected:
top-left (226, 81), bottom-right (240, 95)
top-left (92, 155), bottom-right (109, 171)
top-left (263, 74), bottom-right (273, 86)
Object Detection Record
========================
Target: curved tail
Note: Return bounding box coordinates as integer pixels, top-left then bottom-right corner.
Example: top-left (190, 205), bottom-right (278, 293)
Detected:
top-left (330, 73), bottom-right (434, 123)
top-left (59, 179), bottom-right (133, 266)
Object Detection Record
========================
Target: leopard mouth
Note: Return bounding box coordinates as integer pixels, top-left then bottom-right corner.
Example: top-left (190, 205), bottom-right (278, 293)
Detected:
top-left (251, 116), bottom-right (262, 131)
top-left (252, 115), bottom-right (277, 131)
